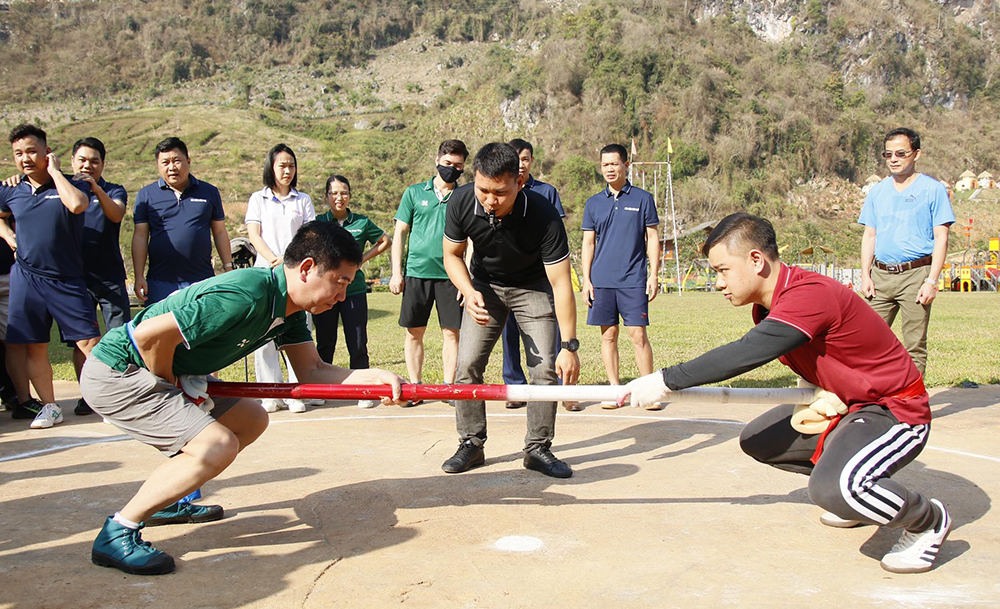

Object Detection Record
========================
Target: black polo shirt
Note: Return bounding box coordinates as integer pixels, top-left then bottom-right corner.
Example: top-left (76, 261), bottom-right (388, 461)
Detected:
top-left (445, 183), bottom-right (569, 287)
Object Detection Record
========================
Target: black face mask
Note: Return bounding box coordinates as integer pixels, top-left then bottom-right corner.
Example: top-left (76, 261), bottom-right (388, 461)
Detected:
top-left (436, 164), bottom-right (463, 184)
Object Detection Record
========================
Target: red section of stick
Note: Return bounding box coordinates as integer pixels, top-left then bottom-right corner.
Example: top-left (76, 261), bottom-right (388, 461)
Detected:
top-left (206, 381), bottom-right (510, 402)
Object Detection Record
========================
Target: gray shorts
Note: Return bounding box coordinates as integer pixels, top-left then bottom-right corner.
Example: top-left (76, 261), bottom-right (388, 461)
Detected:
top-left (80, 357), bottom-right (240, 456)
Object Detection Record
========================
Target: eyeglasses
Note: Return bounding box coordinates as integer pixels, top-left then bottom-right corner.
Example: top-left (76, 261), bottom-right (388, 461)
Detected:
top-left (882, 150), bottom-right (915, 159)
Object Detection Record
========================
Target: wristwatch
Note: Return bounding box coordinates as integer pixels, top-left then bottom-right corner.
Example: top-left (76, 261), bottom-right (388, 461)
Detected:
top-left (923, 278), bottom-right (937, 286)
top-left (560, 338), bottom-right (580, 352)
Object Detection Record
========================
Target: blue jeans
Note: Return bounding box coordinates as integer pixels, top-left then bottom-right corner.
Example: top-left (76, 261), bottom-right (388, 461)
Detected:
top-left (454, 279), bottom-right (559, 451)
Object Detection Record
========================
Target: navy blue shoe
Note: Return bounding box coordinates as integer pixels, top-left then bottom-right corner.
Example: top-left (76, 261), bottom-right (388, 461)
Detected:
top-left (146, 501), bottom-right (224, 526)
top-left (91, 516), bottom-right (175, 575)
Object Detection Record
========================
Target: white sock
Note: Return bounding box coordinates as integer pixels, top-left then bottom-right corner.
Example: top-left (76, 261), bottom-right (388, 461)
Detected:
top-left (113, 512), bottom-right (140, 530)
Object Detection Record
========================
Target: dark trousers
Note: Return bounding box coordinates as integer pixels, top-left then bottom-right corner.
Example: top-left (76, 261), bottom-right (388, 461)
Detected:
top-left (501, 313), bottom-right (561, 386)
top-left (739, 403), bottom-right (937, 531)
top-left (313, 293), bottom-right (369, 368)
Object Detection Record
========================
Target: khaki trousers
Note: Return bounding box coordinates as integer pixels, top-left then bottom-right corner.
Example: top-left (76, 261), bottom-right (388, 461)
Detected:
top-left (868, 265), bottom-right (932, 375)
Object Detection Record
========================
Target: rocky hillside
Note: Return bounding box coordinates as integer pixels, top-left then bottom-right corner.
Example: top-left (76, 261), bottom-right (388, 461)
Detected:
top-left (2, 0), bottom-right (1000, 262)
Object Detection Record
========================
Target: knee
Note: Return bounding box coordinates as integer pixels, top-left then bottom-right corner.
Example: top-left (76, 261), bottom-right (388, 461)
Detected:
top-left (201, 431), bottom-right (240, 471)
top-left (601, 327), bottom-right (619, 343)
top-left (247, 404), bottom-right (270, 439)
top-left (738, 426), bottom-right (767, 462)
top-left (626, 328), bottom-right (649, 348)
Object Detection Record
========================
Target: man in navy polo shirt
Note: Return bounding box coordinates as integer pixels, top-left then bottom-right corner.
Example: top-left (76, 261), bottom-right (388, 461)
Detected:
top-left (441, 142), bottom-right (580, 479)
top-left (0, 124), bottom-right (100, 429)
top-left (132, 137), bottom-right (233, 304)
top-left (68, 137), bottom-right (131, 416)
top-left (500, 138), bottom-right (567, 409)
top-left (582, 143), bottom-right (660, 409)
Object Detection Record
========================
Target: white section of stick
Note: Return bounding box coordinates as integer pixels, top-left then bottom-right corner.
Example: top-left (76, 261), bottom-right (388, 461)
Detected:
top-left (505, 385), bottom-right (818, 405)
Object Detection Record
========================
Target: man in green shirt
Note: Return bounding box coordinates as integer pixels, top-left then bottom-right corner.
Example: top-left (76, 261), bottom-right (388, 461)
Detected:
top-left (390, 140), bottom-right (468, 402)
top-left (80, 222), bottom-right (403, 576)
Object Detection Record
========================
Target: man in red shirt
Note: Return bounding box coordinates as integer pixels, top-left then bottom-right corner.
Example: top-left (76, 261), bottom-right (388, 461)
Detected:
top-left (624, 212), bottom-right (950, 574)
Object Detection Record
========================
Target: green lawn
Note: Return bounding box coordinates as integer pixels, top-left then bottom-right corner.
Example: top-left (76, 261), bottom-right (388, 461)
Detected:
top-left (48, 290), bottom-right (999, 388)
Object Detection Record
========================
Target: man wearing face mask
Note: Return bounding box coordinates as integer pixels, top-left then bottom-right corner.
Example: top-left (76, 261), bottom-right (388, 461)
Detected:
top-left (390, 140), bottom-right (469, 404)
top-left (440, 143), bottom-right (580, 478)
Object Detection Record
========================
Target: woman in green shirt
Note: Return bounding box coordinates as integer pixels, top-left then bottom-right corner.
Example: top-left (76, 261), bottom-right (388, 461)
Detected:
top-left (314, 175), bottom-right (391, 408)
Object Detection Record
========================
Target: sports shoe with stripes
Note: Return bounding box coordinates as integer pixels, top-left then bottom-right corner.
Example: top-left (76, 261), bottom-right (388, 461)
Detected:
top-left (30, 403), bottom-right (64, 429)
top-left (880, 499), bottom-right (951, 574)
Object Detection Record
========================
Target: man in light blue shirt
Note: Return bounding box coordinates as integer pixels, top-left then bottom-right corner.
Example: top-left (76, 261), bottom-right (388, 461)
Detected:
top-left (858, 127), bottom-right (954, 374)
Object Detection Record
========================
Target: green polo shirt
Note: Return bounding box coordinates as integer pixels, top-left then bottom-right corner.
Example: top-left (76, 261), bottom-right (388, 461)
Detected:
top-left (394, 177), bottom-right (452, 280)
top-left (91, 267), bottom-right (312, 375)
top-left (316, 208), bottom-right (385, 296)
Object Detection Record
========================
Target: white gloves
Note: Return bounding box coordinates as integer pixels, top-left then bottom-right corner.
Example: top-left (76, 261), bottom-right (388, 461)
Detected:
top-left (178, 375), bottom-right (214, 413)
top-left (791, 379), bottom-right (847, 434)
top-left (621, 372), bottom-right (670, 408)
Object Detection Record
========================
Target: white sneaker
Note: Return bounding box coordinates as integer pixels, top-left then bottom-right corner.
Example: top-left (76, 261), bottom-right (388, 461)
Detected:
top-left (357, 400), bottom-right (378, 409)
top-left (30, 403), bottom-right (64, 429)
top-left (261, 399), bottom-right (284, 413)
top-left (880, 499), bottom-right (952, 574)
top-left (820, 511), bottom-right (864, 528)
top-left (287, 399), bottom-right (307, 413)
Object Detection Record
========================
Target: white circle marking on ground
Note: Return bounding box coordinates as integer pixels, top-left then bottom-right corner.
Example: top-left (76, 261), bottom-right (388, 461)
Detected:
top-left (494, 536), bottom-right (544, 552)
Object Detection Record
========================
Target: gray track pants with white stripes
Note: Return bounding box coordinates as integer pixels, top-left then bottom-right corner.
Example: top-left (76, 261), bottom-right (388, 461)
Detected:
top-left (739, 403), bottom-right (938, 532)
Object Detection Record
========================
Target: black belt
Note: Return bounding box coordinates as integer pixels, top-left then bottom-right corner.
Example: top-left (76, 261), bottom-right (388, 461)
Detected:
top-left (873, 255), bottom-right (932, 274)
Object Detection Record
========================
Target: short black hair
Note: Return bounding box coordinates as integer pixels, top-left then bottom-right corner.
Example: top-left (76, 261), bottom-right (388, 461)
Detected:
top-left (508, 138), bottom-right (533, 156)
top-left (884, 127), bottom-right (920, 152)
top-left (73, 137), bottom-right (106, 161)
top-left (284, 221), bottom-right (362, 272)
top-left (9, 124), bottom-right (47, 146)
top-left (472, 142), bottom-right (519, 180)
top-left (702, 212), bottom-right (780, 260)
top-left (154, 137), bottom-right (189, 159)
top-left (600, 144), bottom-right (628, 163)
top-left (437, 139), bottom-right (469, 160)
top-left (325, 174), bottom-right (351, 195)
top-left (263, 143), bottom-right (297, 190)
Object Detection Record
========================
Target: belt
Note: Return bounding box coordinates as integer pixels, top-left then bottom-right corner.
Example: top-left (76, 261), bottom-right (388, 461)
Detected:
top-left (873, 255), bottom-right (932, 274)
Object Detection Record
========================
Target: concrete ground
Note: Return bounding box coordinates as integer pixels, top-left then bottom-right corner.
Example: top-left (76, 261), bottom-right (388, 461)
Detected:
top-left (1, 382), bottom-right (998, 609)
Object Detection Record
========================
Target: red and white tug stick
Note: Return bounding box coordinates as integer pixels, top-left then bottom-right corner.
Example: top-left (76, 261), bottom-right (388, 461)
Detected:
top-left (206, 382), bottom-right (820, 406)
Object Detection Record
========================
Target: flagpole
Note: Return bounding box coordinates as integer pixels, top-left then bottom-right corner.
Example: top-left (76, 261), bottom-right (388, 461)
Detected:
top-left (666, 139), bottom-right (682, 295)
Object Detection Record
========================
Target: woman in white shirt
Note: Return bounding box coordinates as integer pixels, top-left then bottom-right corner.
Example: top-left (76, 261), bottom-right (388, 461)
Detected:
top-left (245, 143), bottom-right (317, 413)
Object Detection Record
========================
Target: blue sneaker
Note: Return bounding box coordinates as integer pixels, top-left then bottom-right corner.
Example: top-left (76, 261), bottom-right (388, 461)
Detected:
top-left (91, 516), bottom-right (175, 575)
top-left (146, 501), bottom-right (224, 526)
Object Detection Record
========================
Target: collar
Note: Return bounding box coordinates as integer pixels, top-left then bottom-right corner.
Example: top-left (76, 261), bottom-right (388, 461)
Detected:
top-left (270, 266), bottom-right (289, 319)
top-left (525, 175), bottom-right (538, 189)
top-left (157, 175), bottom-right (198, 194)
top-left (96, 177), bottom-right (108, 189)
top-left (264, 187), bottom-right (300, 202)
top-left (769, 263), bottom-right (792, 309)
top-left (21, 173), bottom-right (55, 194)
top-left (331, 209), bottom-right (355, 225)
top-left (474, 190), bottom-right (528, 221)
top-left (421, 177), bottom-right (436, 191)
top-left (604, 180), bottom-right (633, 198)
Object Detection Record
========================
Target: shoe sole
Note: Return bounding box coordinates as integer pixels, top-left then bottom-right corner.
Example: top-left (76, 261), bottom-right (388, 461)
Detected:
top-left (146, 507), bottom-right (225, 527)
top-left (505, 403), bottom-right (527, 409)
top-left (30, 416), bottom-right (63, 429)
top-left (820, 515), bottom-right (865, 528)
top-left (600, 403), bottom-right (620, 410)
top-left (92, 550), bottom-right (175, 575)
top-left (442, 453), bottom-right (485, 474)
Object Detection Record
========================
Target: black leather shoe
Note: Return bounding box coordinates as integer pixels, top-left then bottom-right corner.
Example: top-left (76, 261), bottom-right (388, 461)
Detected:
top-left (523, 446), bottom-right (572, 478)
top-left (505, 401), bottom-right (527, 409)
top-left (442, 441), bottom-right (485, 473)
top-left (75, 398), bottom-right (95, 416)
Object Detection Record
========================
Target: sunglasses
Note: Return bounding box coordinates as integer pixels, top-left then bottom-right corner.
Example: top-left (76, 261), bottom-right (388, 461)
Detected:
top-left (882, 150), bottom-right (916, 159)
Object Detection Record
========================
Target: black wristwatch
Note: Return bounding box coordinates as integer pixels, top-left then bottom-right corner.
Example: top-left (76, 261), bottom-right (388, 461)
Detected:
top-left (560, 338), bottom-right (580, 352)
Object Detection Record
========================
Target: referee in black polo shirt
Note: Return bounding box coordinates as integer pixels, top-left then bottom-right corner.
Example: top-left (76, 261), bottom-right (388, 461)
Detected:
top-left (440, 142), bottom-right (580, 478)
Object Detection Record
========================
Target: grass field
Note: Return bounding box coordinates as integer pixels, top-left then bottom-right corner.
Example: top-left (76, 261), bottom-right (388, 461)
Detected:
top-left (47, 290), bottom-right (999, 390)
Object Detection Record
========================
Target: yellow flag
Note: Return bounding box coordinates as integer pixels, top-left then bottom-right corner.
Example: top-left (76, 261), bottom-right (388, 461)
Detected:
top-left (667, 138), bottom-right (674, 155)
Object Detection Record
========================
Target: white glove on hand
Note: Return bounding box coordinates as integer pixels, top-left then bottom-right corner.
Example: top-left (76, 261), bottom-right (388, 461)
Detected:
top-left (810, 390), bottom-right (848, 417)
top-left (178, 374), bottom-right (214, 413)
top-left (791, 379), bottom-right (847, 434)
top-left (621, 372), bottom-right (670, 408)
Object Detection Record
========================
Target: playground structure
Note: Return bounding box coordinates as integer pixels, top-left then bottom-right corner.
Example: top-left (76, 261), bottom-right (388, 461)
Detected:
top-left (940, 236), bottom-right (1000, 292)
